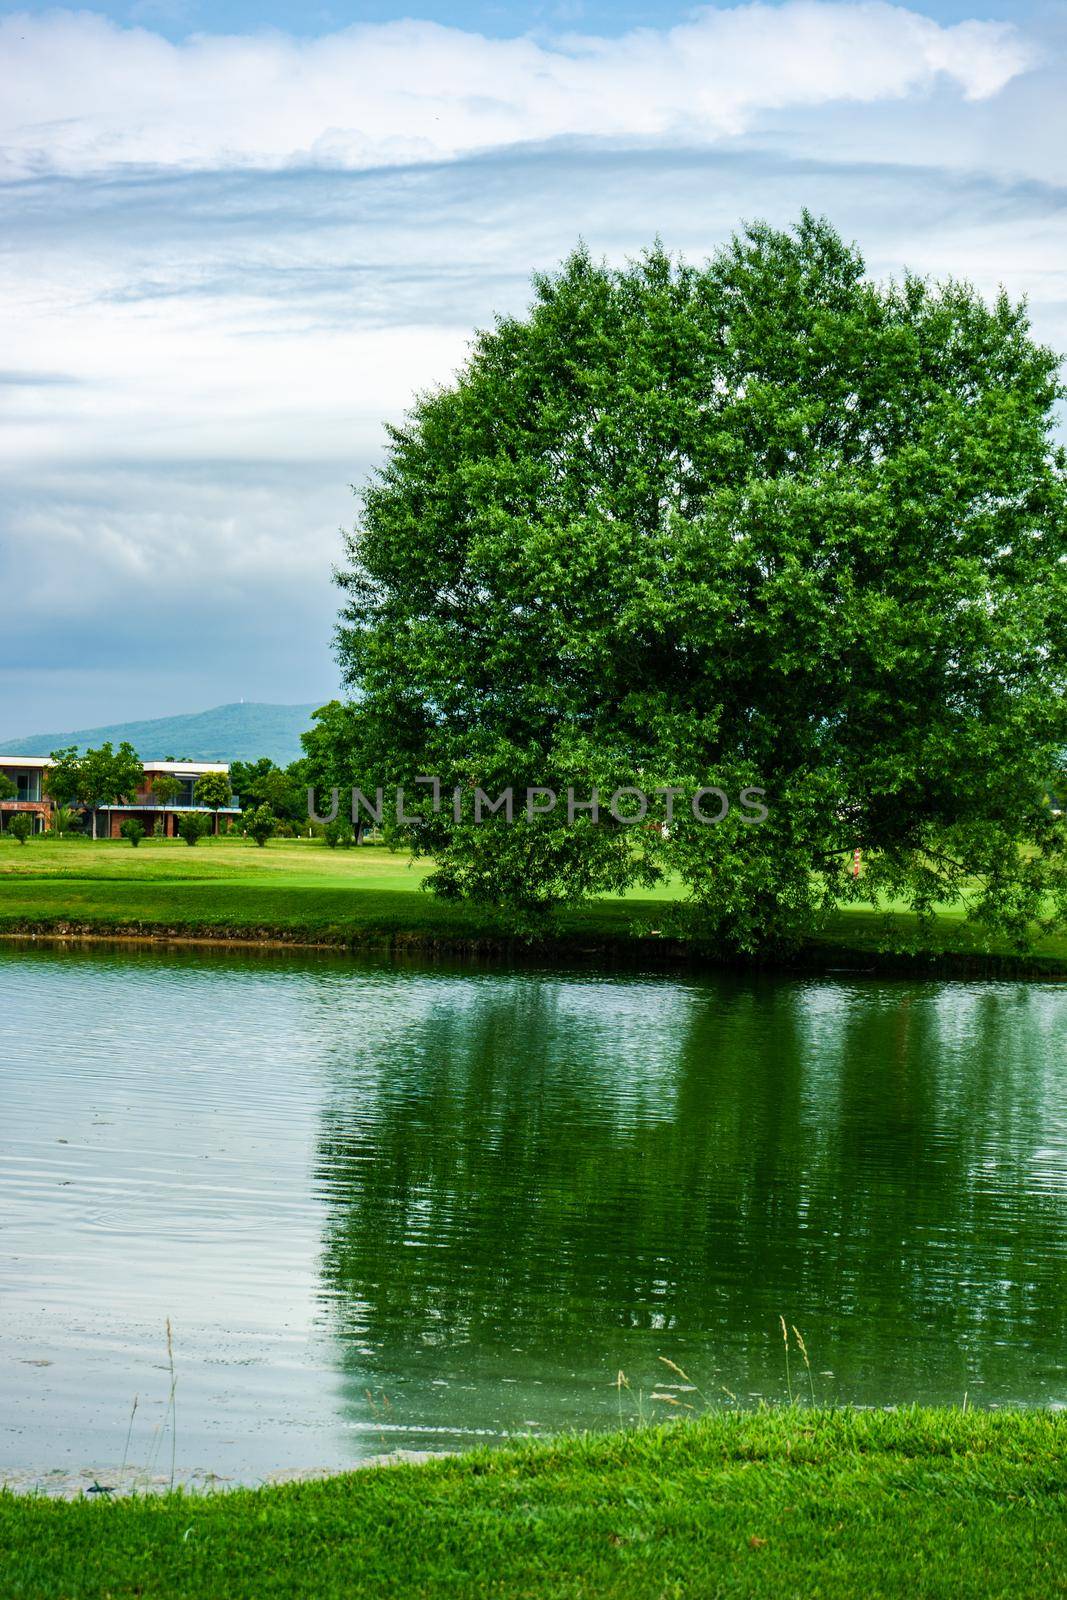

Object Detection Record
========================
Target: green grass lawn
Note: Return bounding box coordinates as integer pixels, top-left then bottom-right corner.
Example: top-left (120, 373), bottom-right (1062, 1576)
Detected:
top-left (2, 1410), bottom-right (1063, 1599)
top-left (1, 834), bottom-right (1065, 973)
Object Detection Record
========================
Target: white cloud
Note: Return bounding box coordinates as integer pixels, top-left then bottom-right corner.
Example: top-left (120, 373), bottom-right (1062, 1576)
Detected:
top-left (4, 145), bottom-right (1066, 681)
top-left (0, 288), bottom-right (469, 466)
top-left (0, 2), bottom-right (1060, 733)
top-left (0, 2), bottom-right (1033, 179)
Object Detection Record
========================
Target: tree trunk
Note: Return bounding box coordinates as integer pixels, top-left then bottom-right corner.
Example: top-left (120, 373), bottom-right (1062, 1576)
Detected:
top-left (91, 808), bottom-right (97, 840)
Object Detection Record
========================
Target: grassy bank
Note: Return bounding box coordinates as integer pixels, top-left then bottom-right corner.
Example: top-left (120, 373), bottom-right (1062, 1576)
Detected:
top-left (2, 1410), bottom-right (1064, 1599)
top-left (2, 835), bottom-right (1065, 976)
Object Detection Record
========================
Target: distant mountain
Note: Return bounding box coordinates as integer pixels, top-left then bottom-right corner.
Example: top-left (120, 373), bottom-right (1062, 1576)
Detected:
top-left (0, 702), bottom-right (323, 766)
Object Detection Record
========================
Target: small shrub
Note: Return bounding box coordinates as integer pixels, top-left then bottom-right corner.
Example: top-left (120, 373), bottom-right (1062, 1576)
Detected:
top-left (178, 813), bottom-right (210, 847)
top-left (6, 812), bottom-right (32, 844)
top-left (323, 819), bottom-right (355, 848)
top-left (245, 804), bottom-right (277, 848)
top-left (119, 819), bottom-right (145, 848)
top-left (152, 817), bottom-right (165, 838)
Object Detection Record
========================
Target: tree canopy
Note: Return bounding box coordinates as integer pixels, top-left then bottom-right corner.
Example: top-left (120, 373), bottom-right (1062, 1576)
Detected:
top-left (48, 741), bottom-right (144, 841)
top-left (329, 214), bottom-right (1067, 949)
top-left (230, 757), bottom-right (307, 823)
top-left (150, 772), bottom-right (182, 810)
top-left (194, 770), bottom-right (232, 834)
top-left (45, 748), bottom-right (83, 810)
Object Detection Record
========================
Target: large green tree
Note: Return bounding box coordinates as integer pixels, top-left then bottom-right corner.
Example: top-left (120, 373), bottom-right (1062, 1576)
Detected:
top-left (46, 747), bottom-right (83, 810)
top-left (77, 742), bottom-right (144, 841)
top-left (193, 770), bottom-right (232, 836)
top-left (302, 700), bottom-right (369, 840)
top-left (331, 215), bottom-right (1067, 949)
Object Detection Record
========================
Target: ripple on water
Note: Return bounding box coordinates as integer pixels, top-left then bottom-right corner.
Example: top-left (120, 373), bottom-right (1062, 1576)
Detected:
top-left (1, 946), bottom-right (1064, 1483)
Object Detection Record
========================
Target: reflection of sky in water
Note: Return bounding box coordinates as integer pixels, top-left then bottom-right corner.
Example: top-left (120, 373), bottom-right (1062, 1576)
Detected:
top-left (304, 968), bottom-right (700, 1119)
top-left (0, 946), bottom-right (1064, 1486)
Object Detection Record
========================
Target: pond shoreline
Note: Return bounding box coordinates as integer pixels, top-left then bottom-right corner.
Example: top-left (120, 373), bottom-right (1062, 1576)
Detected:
top-left (2, 916), bottom-right (1065, 980)
top-left (0, 1451), bottom-right (445, 1501)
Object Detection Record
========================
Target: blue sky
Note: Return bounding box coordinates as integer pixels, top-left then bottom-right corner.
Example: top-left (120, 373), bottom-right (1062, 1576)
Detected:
top-left (1, 0), bottom-right (1065, 737)
top-left (1, 1), bottom-right (1038, 35)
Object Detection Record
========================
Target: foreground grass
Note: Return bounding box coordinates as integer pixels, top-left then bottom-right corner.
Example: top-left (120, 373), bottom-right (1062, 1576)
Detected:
top-left (2, 1410), bottom-right (1064, 1599)
top-left (1, 835), bottom-right (1065, 974)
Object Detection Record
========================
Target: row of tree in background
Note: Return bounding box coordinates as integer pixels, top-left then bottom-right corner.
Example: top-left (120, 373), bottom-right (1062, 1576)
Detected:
top-left (42, 743), bottom-right (238, 839)
top-left (115, 805), bottom-right (280, 849)
top-left (0, 741), bottom-right (303, 845)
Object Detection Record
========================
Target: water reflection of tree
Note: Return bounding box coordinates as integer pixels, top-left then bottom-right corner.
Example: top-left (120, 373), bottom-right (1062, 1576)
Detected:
top-left (314, 973), bottom-right (1066, 1415)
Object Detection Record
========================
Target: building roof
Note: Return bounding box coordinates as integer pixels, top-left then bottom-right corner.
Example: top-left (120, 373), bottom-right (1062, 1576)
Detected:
top-left (143, 761), bottom-right (229, 774)
top-left (0, 757), bottom-right (229, 774)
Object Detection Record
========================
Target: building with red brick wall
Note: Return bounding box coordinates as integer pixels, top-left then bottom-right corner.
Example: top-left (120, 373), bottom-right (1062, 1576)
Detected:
top-left (0, 757), bottom-right (240, 837)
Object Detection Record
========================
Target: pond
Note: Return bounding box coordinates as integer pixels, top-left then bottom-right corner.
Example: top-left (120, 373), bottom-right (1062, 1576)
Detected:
top-left (0, 943), bottom-right (1064, 1486)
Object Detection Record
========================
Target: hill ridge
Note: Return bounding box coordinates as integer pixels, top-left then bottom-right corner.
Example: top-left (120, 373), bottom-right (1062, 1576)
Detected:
top-left (0, 701), bottom-right (321, 766)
